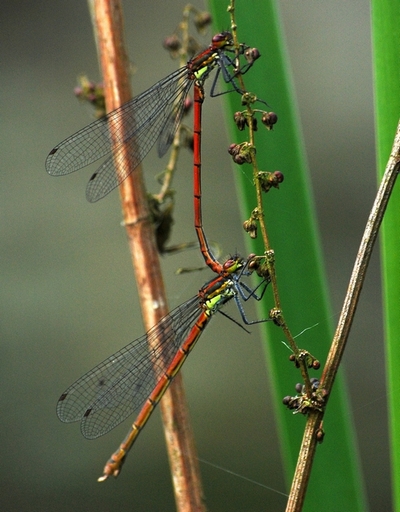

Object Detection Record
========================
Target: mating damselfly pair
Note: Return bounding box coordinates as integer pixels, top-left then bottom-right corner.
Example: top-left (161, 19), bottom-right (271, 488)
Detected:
top-left (47, 30), bottom-right (271, 480)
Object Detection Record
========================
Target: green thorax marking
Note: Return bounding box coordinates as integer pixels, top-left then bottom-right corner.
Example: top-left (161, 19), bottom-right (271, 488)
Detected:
top-left (204, 279), bottom-right (236, 314)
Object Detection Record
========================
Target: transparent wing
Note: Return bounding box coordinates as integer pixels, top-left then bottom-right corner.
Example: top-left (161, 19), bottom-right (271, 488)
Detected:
top-left (56, 295), bottom-right (201, 439)
top-left (46, 66), bottom-right (191, 201)
top-left (85, 78), bottom-right (191, 202)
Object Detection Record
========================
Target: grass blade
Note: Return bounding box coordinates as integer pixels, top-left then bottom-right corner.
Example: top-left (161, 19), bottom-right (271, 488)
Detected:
top-left (371, 1), bottom-right (400, 510)
top-left (207, 0), bottom-right (368, 509)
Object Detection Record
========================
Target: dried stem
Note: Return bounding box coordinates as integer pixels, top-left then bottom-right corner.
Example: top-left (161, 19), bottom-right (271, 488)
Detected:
top-left (89, 1), bottom-right (205, 509)
top-left (285, 121), bottom-right (400, 511)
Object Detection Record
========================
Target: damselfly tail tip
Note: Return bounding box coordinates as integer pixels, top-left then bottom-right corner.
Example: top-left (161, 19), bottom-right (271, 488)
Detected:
top-left (98, 464), bottom-right (121, 482)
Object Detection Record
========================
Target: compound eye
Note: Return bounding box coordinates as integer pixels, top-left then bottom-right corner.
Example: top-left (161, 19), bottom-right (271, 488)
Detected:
top-left (211, 32), bottom-right (232, 48)
top-left (223, 258), bottom-right (235, 270)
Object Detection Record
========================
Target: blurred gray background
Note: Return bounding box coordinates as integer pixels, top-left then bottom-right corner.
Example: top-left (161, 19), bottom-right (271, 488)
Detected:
top-left (1, 0), bottom-right (389, 510)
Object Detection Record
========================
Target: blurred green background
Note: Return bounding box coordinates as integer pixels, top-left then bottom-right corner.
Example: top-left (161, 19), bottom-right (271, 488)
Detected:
top-left (1, 0), bottom-right (388, 510)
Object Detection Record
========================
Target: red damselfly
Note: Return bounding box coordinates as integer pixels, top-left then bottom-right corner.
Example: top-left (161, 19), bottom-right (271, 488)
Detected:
top-left (46, 32), bottom-right (255, 203)
top-left (188, 43), bottom-right (261, 273)
top-left (57, 255), bottom-right (270, 480)
top-left (192, 78), bottom-right (227, 274)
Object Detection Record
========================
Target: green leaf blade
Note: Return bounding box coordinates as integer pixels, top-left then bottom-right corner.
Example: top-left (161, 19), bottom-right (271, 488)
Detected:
top-left (372, 0), bottom-right (400, 510)
top-left (208, 0), bottom-right (368, 509)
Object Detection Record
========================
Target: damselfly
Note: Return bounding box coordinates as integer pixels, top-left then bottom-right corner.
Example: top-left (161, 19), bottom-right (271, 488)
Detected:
top-left (57, 255), bottom-right (270, 480)
top-left (46, 32), bottom-right (256, 202)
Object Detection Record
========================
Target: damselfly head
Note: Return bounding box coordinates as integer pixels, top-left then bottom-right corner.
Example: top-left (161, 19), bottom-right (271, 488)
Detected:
top-left (211, 32), bottom-right (233, 50)
top-left (222, 256), bottom-right (243, 274)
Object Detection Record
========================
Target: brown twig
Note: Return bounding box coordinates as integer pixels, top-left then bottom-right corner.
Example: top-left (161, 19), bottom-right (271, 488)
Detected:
top-left (285, 120), bottom-right (400, 511)
top-left (89, 1), bottom-right (205, 509)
